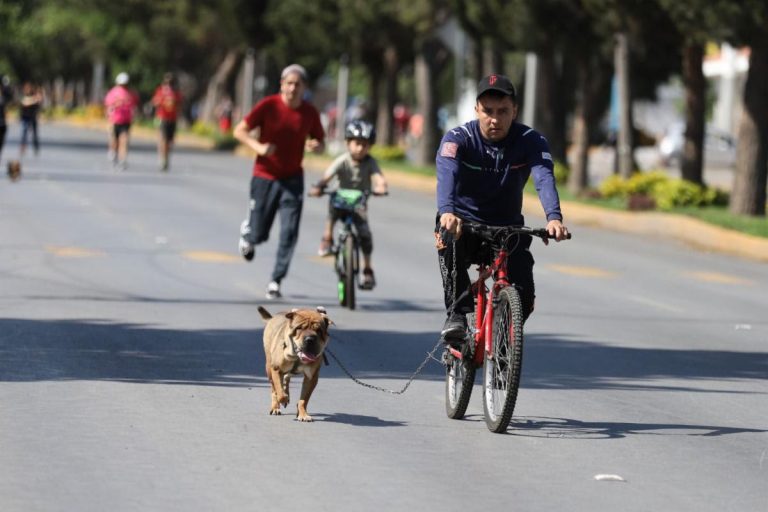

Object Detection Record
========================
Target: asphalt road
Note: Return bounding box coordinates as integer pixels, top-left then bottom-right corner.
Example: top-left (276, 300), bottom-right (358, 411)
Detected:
top-left (1, 122), bottom-right (766, 512)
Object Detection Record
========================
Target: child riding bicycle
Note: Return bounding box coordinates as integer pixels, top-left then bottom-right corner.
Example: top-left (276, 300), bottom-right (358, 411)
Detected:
top-left (309, 120), bottom-right (388, 289)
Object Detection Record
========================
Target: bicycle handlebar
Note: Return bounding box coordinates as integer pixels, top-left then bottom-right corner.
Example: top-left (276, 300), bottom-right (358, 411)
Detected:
top-left (310, 186), bottom-right (388, 198)
top-left (440, 221), bottom-right (572, 244)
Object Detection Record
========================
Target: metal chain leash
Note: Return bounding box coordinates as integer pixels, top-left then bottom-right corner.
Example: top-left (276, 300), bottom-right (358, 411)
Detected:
top-left (321, 229), bottom-right (458, 395)
top-left (324, 338), bottom-right (445, 395)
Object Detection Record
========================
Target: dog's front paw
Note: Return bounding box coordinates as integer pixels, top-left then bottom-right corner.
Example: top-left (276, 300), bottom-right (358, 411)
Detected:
top-left (296, 413), bottom-right (314, 422)
top-left (269, 408), bottom-right (282, 416)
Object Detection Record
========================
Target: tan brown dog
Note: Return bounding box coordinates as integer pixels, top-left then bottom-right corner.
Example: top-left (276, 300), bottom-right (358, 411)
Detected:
top-left (7, 160), bottom-right (21, 182)
top-left (259, 305), bottom-right (332, 422)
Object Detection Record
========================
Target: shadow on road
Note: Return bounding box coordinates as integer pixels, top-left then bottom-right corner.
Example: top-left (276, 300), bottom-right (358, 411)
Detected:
top-left (315, 412), bottom-right (407, 427)
top-left (524, 333), bottom-right (768, 393)
top-left (1, 319), bottom-right (764, 398)
top-left (506, 416), bottom-right (767, 439)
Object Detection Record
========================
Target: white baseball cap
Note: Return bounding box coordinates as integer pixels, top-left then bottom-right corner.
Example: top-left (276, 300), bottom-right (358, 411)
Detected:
top-left (115, 72), bottom-right (130, 85)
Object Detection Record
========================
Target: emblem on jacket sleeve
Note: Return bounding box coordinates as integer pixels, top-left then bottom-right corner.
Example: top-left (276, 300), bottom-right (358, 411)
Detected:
top-left (440, 142), bottom-right (458, 158)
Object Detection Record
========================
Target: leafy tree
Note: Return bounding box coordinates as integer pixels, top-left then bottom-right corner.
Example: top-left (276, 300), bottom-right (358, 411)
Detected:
top-left (396, 0), bottom-right (453, 165)
top-left (719, 1), bottom-right (768, 216)
top-left (656, 0), bottom-right (738, 186)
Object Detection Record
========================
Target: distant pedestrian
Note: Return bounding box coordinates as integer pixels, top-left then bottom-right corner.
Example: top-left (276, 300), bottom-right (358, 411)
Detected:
top-left (104, 72), bottom-right (139, 171)
top-left (233, 63), bottom-right (325, 300)
top-left (151, 72), bottom-right (183, 171)
top-left (217, 97), bottom-right (233, 133)
top-left (19, 82), bottom-right (43, 158)
top-left (0, 75), bottom-right (13, 163)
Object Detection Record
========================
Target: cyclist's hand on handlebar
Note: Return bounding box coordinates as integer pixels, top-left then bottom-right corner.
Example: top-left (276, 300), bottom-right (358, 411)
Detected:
top-left (372, 185), bottom-right (388, 196)
top-left (308, 183), bottom-right (324, 197)
top-left (544, 219), bottom-right (569, 245)
top-left (439, 213), bottom-right (463, 240)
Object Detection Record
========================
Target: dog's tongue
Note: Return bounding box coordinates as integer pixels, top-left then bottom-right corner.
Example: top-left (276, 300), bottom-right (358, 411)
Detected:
top-left (298, 352), bottom-right (318, 364)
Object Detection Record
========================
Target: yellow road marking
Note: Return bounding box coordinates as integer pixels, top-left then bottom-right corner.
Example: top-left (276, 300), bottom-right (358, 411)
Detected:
top-left (685, 271), bottom-right (753, 285)
top-left (547, 264), bottom-right (617, 278)
top-left (45, 246), bottom-right (105, 258)
top-left (182, 251), bottom-right (239, 263)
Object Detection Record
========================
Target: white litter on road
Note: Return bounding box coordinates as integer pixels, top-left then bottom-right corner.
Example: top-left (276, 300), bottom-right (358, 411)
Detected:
top-left (594, 474), bottom-right (626, 482)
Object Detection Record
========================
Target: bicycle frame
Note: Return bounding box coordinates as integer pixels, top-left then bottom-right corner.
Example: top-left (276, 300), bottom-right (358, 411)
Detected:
top-left (335, 213), bottom-right (359, 275)
top-left (448, 245), bottom-right (511, 366)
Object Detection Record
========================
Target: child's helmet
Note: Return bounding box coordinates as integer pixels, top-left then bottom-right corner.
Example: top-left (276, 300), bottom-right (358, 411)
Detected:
top-left (344, 120), bottom-right (376, 143)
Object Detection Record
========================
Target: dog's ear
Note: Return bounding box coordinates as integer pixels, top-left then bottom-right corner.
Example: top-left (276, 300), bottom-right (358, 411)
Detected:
top-left (316, 306), bottom-right (334, 327)
top-left (285, 312), bottom-right (295, 321)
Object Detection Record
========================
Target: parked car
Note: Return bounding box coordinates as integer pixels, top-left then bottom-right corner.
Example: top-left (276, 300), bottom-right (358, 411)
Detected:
top-left (658, 122), bottom-right (736, 168)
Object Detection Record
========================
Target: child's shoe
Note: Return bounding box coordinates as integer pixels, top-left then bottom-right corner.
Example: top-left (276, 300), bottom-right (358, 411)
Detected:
top-left (360, 268), bottom-right (376, 290)
top-left (317, 237), bottom-right (333, 257)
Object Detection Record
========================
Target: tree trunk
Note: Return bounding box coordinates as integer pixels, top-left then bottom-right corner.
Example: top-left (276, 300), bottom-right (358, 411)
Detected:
top-left (472, 38), bottom-right (484, 82)
top-left (730, 36), bottom-right (768, 217)
top-left (199, 49), bottom-right (242, 124)
top-left (681, 43), bottom-right (705, 185)
top-left (376, 45), bottom-right (398, 146)
top-left (614, 32), bottom-right (636, 178)
top-left (367, 66), bottom-right (381, 127)
top-left (535, 44), bottom-right (567, 163)
top-left (569, 56), bottom-right (591, 195)
top-left (413, 38), bottom-right (443, 166)
top-left (482, 40), bottom-right (503, 75)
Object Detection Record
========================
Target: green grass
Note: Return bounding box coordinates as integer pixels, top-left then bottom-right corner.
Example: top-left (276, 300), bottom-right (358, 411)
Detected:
top-left (386, 159), bottom-right (768, 239)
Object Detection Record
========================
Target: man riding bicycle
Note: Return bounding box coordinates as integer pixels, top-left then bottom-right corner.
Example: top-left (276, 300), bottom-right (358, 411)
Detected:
top-left (435, 74), bottom-right (569, 346)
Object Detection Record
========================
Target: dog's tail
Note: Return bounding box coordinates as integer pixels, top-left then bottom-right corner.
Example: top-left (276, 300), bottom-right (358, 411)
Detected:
top-left (257, 306), bottom-right (272, 322)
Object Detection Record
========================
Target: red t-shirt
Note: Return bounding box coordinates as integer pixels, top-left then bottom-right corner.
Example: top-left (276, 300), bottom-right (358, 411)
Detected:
top-left (243, 94), bottom-right (324, 180)
top-left (152, 85), bottom-right (182, 121)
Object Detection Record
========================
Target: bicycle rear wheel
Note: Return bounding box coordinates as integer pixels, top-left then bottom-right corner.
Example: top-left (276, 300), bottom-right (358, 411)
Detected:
top-left (343, 235), bottom-right (356, 310)
top-left (483, 286), bottom-right (524, 433)
top-left (445, 314), bottom-right (476, 419)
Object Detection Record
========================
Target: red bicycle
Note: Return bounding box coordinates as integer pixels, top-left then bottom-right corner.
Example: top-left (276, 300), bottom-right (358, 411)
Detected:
top-left (442, 222), bottom-right (570, 433)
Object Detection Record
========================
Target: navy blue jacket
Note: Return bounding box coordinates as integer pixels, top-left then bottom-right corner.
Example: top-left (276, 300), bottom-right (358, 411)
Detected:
top-left (436, 120), bottom-right (562, 226)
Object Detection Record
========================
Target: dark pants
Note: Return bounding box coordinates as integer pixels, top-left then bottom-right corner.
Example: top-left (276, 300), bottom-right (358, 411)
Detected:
top-left (20, 118), bottom-right (39, 152)
top-left (245, 175), bottom-right (304, 283)
top-left (0, 125), bottom-right (6, 157)
top-left (160, 120), bottom-right (177, 142)
top-left (436, 221), bottom-right (536, 322)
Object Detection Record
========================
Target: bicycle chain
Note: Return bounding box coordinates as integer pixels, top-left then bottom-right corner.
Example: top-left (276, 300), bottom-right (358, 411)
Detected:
top-left (324, 338), bottom-right (445, 395)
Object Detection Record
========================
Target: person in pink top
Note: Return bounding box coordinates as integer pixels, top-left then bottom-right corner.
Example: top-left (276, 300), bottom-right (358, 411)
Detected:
top-left (104, 72), bottom-right (139, 170)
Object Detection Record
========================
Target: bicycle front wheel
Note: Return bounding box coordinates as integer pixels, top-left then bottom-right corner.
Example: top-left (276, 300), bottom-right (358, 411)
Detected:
top-left (343, 235), bottom-right (356, 310)
top-left (483, 286), bottom-right (524, 433)
top-left (445, 312), bottom-right (476, 419)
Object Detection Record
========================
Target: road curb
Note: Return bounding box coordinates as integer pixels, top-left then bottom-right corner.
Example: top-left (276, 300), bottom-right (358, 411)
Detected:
top-left (53, 122), bottom-right (767, 264)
